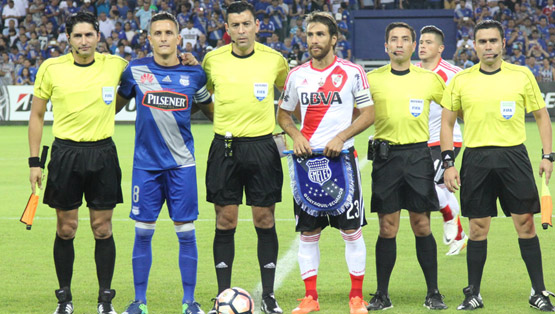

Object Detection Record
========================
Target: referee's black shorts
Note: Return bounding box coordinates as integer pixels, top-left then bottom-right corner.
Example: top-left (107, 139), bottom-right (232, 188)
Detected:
top-left (371, 142), bottom-right (439, 214)
top-left (44, 137), bottom-right (123, 210)
top-left (460, 144), bottom-right (540, 218)
top-left (206, 134), bottom-right (283, 207)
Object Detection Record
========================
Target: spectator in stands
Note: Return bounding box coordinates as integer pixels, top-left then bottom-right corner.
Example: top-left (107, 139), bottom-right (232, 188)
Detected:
top-left (459, 51), bottom-right (474, 68)
top-left (288, 0), bottom-right (305, 30)
top-left (16, 66), bottom-right (33, 85)
top-left (2, 0), bottom-right (19, 28)
top-left (537, 16), bottom-right (551, 39)
top-left (266, 0), bottom-right (285, 39)
top-left (180, 19), bottom-right (202, 50)
top-left (114, 0), bottom-right (130, 18)
top-left (336, 33), bottom-right (352, 60)
top-left (136, 0), bottom-right (156, 30)
top-left (99, 12), bottom-right (115, 39)
top-left (539, 57), bottom-right (555, 81)
top-left (259, 14), bottom-right (275, 43)
top-left (177, 3), bottom-right (192, 28)
top-left (194, 34), bottom-right (209, 60)
top-left (207, 10), bottom-right (224, 47)
top-left (527, 55), bottom-right (542, 80)
top-left (454, 0), bottom-right (473, 24)
top-left (511, 44), bottom-right (527, 65)
top-left (28, 0), bottom-right (44, 26)
top-left (0, 51), bottom-right (14, 85)
top-left (124, 10), bottom-right (139, 30)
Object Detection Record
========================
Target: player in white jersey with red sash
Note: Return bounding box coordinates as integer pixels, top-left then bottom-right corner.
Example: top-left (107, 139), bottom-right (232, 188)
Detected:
top-left (277, 11), bottom-right (373, 314)
top-left (416, 25), bottom-right (468, 255)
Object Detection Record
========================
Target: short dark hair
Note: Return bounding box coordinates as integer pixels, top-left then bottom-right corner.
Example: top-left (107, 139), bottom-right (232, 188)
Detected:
top-left (474, 19), bottom-right (504, 40)
top-left (149, 11), bottom-right (179, 33)
top-left (226, 1), bottom-right (256, 22)
top-left (305, 11), bottom-right (339, 39)
top-left (420, 25), bottom-right (444, 44)
top-left (66, 11), bottom-right (99, 35)
top-left (385, 22), bottom-right (415, 42)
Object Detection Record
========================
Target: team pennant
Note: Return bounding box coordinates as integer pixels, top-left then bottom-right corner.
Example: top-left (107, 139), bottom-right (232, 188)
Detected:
top-left (287, 152), bottom-right (354, 217)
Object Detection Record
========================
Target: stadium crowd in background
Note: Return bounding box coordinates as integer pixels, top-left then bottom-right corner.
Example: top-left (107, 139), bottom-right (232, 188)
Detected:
top-left (4, 0), bottom-right (555, 85)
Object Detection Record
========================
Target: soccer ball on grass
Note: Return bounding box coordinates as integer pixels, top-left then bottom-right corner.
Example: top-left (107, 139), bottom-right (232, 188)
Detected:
top-left (216, 287), bottom-right (254, 314)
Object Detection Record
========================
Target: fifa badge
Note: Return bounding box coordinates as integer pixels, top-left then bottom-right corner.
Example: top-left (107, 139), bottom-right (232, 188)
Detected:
top-left (254, 83), bottom-right (268, 101)
top-left (409, 99), bottom-right (424, 117)
top-left (102, 87), bottom-right (115, 105)
top-left (500, 101), bottom-right (515, 120)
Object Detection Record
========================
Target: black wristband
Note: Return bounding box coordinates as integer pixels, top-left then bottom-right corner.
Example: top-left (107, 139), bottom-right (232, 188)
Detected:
top-left (542, 153), bottom-right (554, 162)
top-left (441, 150), bottom-right (455, 162)
top-left (28, 157), bottom-right (41, 168)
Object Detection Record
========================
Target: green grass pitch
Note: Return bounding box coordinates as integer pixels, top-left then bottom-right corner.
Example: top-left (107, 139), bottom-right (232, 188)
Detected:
top-left (1, 122), bottom-right (555, 313)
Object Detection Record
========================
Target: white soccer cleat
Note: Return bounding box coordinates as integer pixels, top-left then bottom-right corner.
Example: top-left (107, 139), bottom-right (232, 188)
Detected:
top-left (446, 234), bottom-right (468, 256)
top-left (443, 218), bottom-right (458, 245)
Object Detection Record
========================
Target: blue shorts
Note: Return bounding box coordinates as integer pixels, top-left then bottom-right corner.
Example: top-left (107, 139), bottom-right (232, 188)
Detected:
top-left (130, 166), bottom-right (198, 222)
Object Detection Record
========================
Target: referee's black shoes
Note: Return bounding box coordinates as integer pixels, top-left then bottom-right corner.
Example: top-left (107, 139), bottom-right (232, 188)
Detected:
top-left (457, 285), bottom-right (484, 310)
top-left (424, 289), bottom-right (448, 310)
top-left (529, 290), bottom-right (555, 312)
top-left (367, 291), bottom-right (393, 311)
top-left (261, 293), bottom-right (283, 314)
top-left (53, 288), bottom-right (74, 314)
top-left (97, 289), bottom-right (117, 314)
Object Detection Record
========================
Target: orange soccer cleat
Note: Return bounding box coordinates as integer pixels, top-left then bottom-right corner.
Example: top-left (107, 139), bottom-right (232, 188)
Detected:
top-left (292, 295), bottom-right (320, 314)
top-left (349, 296), bottom-right (368, 314)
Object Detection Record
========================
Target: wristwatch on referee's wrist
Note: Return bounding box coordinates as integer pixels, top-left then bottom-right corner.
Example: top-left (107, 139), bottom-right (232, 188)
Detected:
top-left (542, 152), bottom-right (555, 162)
top-left (442, 160), bottom-right (455, 169)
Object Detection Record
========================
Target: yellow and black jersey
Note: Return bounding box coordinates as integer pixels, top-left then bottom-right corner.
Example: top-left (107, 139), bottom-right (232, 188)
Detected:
top-left (442, 61), bottom-right (545, 147)
top-left (202, 42), bottom-right (289, 137)
top-left (34, 52), bottom-right (127, 142)
top-left (367, 64), bottom-right (445, 145)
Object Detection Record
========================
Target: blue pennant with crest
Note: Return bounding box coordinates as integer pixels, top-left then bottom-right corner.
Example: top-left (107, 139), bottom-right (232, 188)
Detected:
top-left (287, 153), bottom-right (354, 217)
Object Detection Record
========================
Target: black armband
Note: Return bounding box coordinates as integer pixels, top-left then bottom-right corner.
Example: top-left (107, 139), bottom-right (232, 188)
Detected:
top-left (28, 157), bottom-right (41, 168)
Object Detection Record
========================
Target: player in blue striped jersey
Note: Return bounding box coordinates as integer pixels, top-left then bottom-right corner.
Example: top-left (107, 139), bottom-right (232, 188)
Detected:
top-left (116, 12), bottom-right (213, 314)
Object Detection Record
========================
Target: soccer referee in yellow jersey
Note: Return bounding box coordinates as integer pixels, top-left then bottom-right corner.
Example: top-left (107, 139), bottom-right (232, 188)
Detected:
top-left (441, 20), bottom-right (555, 311)
top-left (28, 12), bottom-right (127, 314)
top-left (366, 22), bottom-right (447, 311)
top-left (201, 2), bottom-right (289, 314)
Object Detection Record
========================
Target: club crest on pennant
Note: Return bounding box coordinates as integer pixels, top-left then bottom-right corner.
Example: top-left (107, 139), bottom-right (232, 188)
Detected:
top-left (331, 74), bottom-right (343, 88)
top-left (306, 158), bottom-right (332, 185)
top-left (102, 87), bottom-right (115, 105)
top-left (180, 75), bottom-right (190, 86)
top-left (500, 101), bottom-right (515, 120)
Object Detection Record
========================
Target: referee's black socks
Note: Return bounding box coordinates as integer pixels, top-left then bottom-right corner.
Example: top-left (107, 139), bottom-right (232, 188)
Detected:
top-left (519, 236), bottom-right (546, 293)
top-left (95, 235), bottom-right (116, 290)
top-left (256, 225), bottom-right (279, 297)
top-left (375, 236), bottom-right (396, 295)
top-left (214, 228), bottom-right (236, 295)
top-left (467, 239), bottom-right (487, 293)
top-left (415, 233), bottom-right (438, 293)
top-left (54, 234), bottom-right (75, 290)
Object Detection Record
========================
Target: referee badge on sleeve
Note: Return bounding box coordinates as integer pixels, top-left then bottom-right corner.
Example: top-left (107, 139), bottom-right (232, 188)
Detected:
top-left (500, 101), bottom-right (516, 119)
top-left (254, 83), bottom-right (268, 101)
top-left (409, 99), bottom-right (424, 117)
top-left (102, 87), bottom-right (115, 105)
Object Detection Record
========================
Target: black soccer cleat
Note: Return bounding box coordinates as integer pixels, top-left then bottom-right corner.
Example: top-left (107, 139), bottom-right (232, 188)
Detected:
top-left (424, 289), bottom-right (448, 310)
top-left (53, 288), bottom-right (74, 314)
top-left (97, 289), bottom-right (117, 314)
top-left (367, 291), bottom-right (393, 311)
top-left (261, 293), bottom-right (283, 314)
top-left (530, 290), bottom-right (555, 312)
top-left (457, 285), bottom-right (484, 310)
top-left (206, 297), bottom-right (218, 314)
